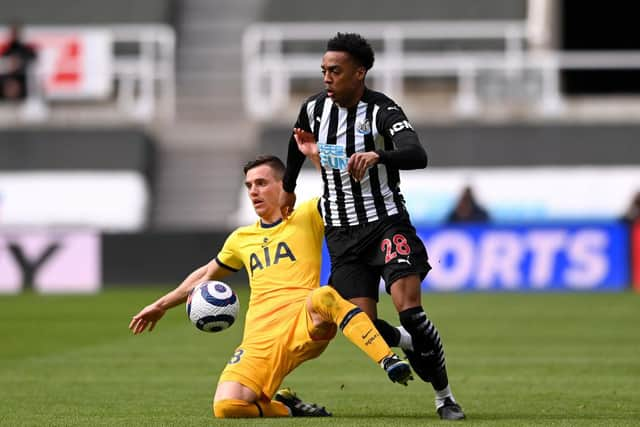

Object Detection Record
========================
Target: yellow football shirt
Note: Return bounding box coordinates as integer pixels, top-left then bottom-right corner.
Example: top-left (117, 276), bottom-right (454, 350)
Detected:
top-left (216, 198), bottom-right (324, 345)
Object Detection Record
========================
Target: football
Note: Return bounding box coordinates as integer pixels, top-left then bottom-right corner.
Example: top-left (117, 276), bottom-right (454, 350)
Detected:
top-left (186, 281), bottom-right (239, 332)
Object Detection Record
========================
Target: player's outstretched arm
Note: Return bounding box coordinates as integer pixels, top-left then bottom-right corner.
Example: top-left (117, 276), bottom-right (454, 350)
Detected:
top-left (128, 302), bottom-right (167, 335)
top-left (281, 127), bottom-right (308, 219)
top-left (129, 260), bottom-right (232, 334)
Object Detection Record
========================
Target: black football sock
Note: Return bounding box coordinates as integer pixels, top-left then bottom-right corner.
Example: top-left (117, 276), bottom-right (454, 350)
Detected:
top-left (373, 318), bottom-right (401, 347)
top-left (374, 318), bottom-right (413, 351)
top-left (399, 306), bottom-right (449, 391)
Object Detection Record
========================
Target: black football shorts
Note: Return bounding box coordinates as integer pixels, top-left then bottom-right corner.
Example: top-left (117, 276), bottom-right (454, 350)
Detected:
top-left (325, 211), bottom-right (431, 301)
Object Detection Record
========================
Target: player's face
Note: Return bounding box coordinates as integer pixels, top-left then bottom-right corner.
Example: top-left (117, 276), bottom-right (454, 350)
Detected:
top-left (321, 51), bottom-right (366, 108)
top-left (244, 164), bottom-right (283, 222)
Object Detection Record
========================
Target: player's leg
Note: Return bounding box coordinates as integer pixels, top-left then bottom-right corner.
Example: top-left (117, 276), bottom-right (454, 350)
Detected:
top-left (323, 224), bottom-right (412, 385)
top-left (307, 285), bottom-right (412, 385)
top-left (308, 286), bottom-right (386, 360)
top-left (213, 381), bottom-right (291, 418)
top-left (349, 296), bottom-right (378, 320)
top-left (329, 263), bottom-right (409, 368)
top-left (372, 214), bottom-right (446, 387)
top-left (324, 223), bottom-right (413, 353)
top-left (325, 224), bottom-right (380, 322)
top-left (214, 346), bottom-right (306, 418)
top-left (389, 274), bottom-right (448, 387)
top-left (388, 275), bottom-right (463, 420)
top-left (373, 214), bottom-right (464, 420)
top-left (373, 317), bottom-right (414, 351)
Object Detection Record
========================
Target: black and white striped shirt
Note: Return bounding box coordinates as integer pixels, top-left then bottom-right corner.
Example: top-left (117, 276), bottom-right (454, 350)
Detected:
top-left (284, 87), bottom-right (427, 228)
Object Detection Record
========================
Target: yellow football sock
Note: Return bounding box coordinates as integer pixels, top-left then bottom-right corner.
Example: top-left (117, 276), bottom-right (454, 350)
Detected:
top-left (213, 398), bottom-right (290, 418)
top-left (310, 286), bottom-right (393, 364)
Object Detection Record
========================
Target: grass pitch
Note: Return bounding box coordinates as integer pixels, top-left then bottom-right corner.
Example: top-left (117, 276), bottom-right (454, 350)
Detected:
top-left (1, 288), bottom-right (639, 426)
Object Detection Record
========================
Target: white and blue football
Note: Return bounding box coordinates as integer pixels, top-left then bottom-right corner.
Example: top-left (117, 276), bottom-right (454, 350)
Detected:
top-left (186, 281), bottom-right (239, 332)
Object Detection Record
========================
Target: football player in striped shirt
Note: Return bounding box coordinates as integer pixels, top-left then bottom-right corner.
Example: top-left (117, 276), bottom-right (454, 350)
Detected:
top-left (280, 32), bottom-right (465, 420)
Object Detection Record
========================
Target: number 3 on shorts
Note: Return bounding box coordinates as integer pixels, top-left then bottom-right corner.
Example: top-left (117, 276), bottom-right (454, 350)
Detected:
top-left (228, 348), bottom-right (244, 365)
top-left (380, 234), bottom-right (411, 264)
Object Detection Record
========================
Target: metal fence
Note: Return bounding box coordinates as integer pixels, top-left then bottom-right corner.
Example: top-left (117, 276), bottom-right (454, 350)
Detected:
top-left (243, 20), bottom-right (640, 119)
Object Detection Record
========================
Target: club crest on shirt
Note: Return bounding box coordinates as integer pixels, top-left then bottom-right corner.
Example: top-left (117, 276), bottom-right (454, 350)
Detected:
top-left (356, 118), bottom-right (371, 135)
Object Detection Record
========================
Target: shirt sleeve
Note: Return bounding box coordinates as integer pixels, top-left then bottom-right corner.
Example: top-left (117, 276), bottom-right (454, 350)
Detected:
top-left (375, 102), bottom-right (428, 169)
top-left (215, 230), bottom-right (244, 272)
top-left (283, 102), bottom-right (312, 193)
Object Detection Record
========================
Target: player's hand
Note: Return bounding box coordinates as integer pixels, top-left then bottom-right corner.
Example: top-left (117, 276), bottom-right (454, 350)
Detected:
top-left (129, 303), bottom-right (166, 334)
top-left (294, 128), bottom-right (318, 157)
top-left (279, 191), bottom-right (296, 219)
top-left (293, 127), bottom-right (316, 145)
top-left (347, 152), bottom-right (380, 181)
top-left (293, 128), bottom-right (321, 169)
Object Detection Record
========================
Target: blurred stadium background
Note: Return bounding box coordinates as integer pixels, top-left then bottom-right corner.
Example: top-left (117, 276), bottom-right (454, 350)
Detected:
top-left (1, 1), bottom-right (639, 425)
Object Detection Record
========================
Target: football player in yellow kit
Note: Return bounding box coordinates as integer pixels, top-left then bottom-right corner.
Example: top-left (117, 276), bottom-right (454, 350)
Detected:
top-left (129, 155), bottom-right (412, 418)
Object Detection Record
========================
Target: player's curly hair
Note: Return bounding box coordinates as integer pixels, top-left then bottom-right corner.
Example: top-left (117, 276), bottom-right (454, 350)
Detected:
top-left (326, 32), bottom-right (374, 70)
top-left (243, 154), bottom-right (285, 179)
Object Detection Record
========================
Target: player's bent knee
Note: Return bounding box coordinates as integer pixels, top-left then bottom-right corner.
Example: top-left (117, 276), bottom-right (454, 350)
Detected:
top-left (309, 285), bottom-right (361, 329)
top-left (309, 285), bottom-right (340, 313)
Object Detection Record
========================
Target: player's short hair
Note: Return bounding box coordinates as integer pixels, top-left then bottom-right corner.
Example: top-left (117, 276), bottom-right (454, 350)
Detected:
top-left (326, 32), bottom-right (375, 70)
top-left (243, 155), bottom-right (286, 180)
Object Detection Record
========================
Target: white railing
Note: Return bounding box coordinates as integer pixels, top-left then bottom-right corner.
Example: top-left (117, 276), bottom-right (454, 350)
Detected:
top-left (110, 24), bottom-right (176, 122)
top-left (1, 24), bottom-right (175, 123)
top-left (243, 21), bottom-right (640, 119)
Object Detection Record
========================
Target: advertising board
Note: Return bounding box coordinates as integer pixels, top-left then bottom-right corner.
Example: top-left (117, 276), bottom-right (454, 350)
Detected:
top-left (319, 222), bottom-right (629, 292)
top-left (0, 230), bottom-right (101, 294)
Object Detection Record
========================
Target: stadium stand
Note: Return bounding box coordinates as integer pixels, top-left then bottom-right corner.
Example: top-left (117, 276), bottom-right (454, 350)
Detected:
top-left (3, 0), bottom-right (640, 232)
top-left (152, 0), bottom-right (263, 229)
top-left (0, 0), bottom-right (257, 230)
top-left (249, 0), bottom-right (638, 163)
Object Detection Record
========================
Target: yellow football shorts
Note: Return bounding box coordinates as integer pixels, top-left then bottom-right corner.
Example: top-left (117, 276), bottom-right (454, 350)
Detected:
top-left (217, 300), bottom-right (333, 399)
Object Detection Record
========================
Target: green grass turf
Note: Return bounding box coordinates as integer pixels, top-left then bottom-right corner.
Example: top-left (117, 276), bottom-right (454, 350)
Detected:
top-left (1, 288), bottom-right (639, 426)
